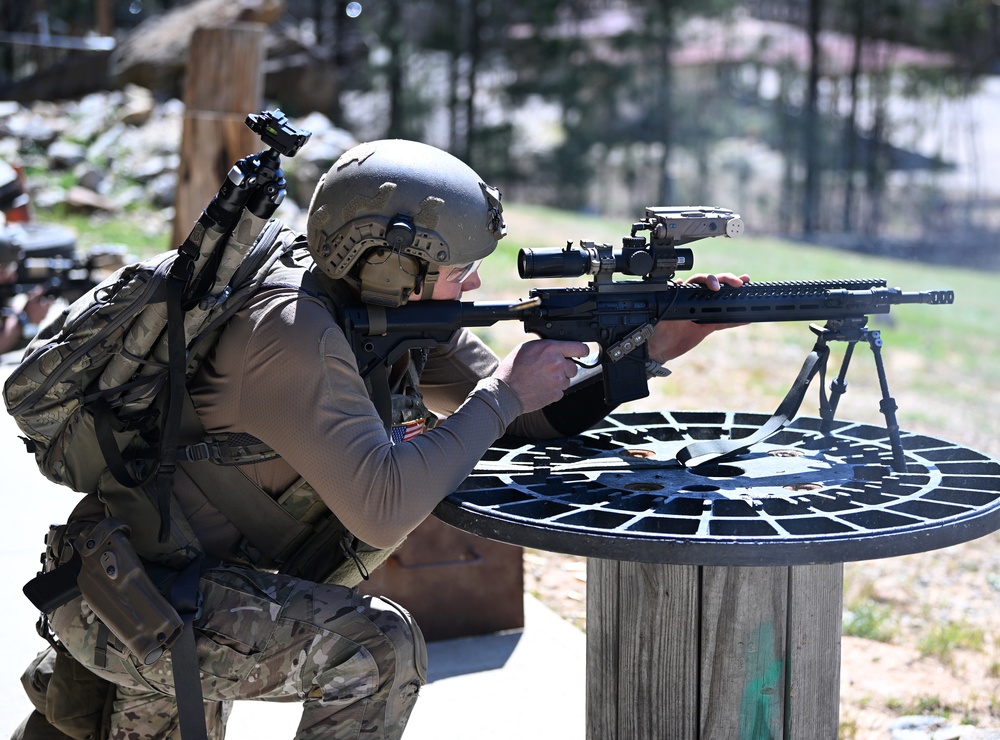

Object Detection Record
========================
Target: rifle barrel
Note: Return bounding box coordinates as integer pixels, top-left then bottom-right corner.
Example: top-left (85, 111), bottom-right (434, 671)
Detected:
top-left (348, 281), bottom-right (954, 336)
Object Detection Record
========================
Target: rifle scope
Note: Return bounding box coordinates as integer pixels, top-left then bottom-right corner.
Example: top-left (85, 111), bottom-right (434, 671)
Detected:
top-left (518, 207), bottom-right (741, 281)
top-left (518, 241), bottom-right (693, 280)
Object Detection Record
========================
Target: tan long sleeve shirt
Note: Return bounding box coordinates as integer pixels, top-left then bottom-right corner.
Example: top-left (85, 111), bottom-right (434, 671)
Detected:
top-left (187, 282), bottom-right (547, 552)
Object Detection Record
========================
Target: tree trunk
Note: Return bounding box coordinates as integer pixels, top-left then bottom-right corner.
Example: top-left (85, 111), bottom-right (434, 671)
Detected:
top-left (802, 0), bottom-right (823, 236)
top-left (385, 0), bottom-right (405, 139)
top-left (842, 0), bottom-right (864, 232)
top-left (464, 0), bottom-right (483, 165)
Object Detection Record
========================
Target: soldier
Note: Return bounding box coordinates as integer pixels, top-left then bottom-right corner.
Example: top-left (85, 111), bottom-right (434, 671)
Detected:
top-left (16, 139), bottom-right (747, 739)
top-left (0, 253), bottom-right (50, 355)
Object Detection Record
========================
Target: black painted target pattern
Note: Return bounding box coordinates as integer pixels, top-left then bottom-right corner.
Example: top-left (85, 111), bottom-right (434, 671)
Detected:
top-left (435, 412), bottom-right (1000, 565)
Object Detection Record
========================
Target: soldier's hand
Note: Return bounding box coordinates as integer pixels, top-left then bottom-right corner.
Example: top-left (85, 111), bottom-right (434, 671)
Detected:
top-left (647, 272), bottom-right (750, 363)
top-left (493, 339), bottom-right (589, 413)
top-left (23, 286), bottom-right (51, 326)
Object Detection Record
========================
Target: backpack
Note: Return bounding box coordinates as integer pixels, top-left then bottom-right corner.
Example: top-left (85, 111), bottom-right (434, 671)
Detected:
top-left (4, 208), bottom-right (288, 537)
top-left (5, 211), bottom-right (395, 587)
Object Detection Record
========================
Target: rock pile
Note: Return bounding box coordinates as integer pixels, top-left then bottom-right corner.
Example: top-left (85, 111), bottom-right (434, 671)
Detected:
top-left (0, 87), bottom-right (356, 237)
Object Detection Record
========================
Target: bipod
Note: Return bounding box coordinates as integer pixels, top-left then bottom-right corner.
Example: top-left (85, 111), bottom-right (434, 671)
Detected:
top-left (811, 318), bottom-right (907, 472)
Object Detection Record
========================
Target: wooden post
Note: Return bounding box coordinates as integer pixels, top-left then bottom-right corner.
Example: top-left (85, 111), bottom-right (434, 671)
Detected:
top-left (587, 560), bottom-right (843, 740)
top-left (95, 0), bottom-right (112, 37)
top-left (171, 23), bottom-right (265, 249)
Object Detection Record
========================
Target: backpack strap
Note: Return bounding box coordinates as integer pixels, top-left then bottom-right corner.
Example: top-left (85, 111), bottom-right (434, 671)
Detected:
top-left (176, 394), bottom-right (313, 566)
top-left (92, 396), bottom-right (155, 489)
top-left (167, 553), bottom-right (208, 740)
top-left (175, 373), bottom-right (383, 584)
top-left (148, 267), bottom-right (189, 542)
top-left (176, 434), bottom-right (280, 465)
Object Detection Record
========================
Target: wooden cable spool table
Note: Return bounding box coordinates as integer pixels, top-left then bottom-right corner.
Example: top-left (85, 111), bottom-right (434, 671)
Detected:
top-left (434, 411), bottom-right (1000, 739)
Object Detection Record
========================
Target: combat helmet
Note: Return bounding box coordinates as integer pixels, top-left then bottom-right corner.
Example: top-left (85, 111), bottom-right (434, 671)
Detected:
top-left (306, 139), bottom-right (506, 307)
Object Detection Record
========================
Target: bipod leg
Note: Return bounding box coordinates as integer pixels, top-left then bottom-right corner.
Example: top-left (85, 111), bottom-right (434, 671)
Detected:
top-left (864, 329), bottom-right (907, 472)
top-left (810, 323), bottom-right (859, 437)
top-left (821, 339), bottom-right (857, 436)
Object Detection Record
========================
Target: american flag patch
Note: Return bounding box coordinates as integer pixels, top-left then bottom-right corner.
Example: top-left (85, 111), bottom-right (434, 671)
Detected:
top-left (391, 418), bottom-right (427, 444)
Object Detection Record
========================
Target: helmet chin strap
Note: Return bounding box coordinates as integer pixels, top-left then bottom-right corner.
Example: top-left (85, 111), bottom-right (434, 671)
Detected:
top-left (416, 268), bottom-right (439, 299)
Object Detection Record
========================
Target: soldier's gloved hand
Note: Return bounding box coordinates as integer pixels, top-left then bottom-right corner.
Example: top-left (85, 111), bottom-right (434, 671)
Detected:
top-left (493, 339), bottom-right (589, 413)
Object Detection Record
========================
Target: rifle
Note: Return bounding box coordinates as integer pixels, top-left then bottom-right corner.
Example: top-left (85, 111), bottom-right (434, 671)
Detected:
top-left (0, 255), bottom-right (100, 304)
top-left (343, 206), bottom-right (954, 470)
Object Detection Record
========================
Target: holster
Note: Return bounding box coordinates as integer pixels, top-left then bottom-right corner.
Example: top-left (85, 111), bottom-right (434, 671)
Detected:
top-left (23, 517), bottom-right (186, 667)
top-left (73, 517), bottom-right (185, 665)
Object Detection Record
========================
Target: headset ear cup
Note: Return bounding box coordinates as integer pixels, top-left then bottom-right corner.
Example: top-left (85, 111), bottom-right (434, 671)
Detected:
top-left (357, 250), bottom-right (423, 308)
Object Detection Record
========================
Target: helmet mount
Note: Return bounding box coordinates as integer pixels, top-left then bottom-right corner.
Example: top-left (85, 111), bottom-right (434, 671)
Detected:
top-left (385, 213), bottom-right (416, 250)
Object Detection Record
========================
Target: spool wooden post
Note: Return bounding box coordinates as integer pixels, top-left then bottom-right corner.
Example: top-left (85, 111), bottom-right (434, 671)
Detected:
top-left (587, 560), bottom-right (843, 740)
top-left (171, 23), bottom-right (265, 248)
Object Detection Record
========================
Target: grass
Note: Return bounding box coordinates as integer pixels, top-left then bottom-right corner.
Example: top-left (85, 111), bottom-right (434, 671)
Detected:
top-left (882, 694), bottom-right (981, 727)
top-left (496, 202), bottom-right (994, 350)
top-left (843, 597), bottom-right (898, 643)
top-left (40, 203), bottom-right (172, 257)
top-left (918, 620), bottom-right (986, 664)
top-left (885, 695), bottom-right (951, 716)
top-left (838, 718), bottom-right (859, 739)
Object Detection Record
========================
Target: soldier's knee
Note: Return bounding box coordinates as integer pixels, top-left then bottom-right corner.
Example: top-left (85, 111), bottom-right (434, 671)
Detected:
top-left (367, 595), bottom-right (427, 691)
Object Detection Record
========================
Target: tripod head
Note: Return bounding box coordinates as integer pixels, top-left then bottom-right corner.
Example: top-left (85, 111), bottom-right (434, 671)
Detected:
top-left (245, 110), bottom-right (312, 157)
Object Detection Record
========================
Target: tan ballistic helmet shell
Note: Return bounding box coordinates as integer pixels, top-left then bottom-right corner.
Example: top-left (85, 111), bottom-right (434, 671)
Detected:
top-left (306, 139), bottom-right (506, 306)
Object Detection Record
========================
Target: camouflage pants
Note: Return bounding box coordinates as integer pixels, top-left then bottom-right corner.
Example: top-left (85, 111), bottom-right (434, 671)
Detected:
top-left (48, 564), bottom-right (427, 740)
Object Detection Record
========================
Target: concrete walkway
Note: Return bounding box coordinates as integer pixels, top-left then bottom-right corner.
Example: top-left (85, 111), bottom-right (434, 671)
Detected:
top-left (0, 362), bottom-right (585, 739)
